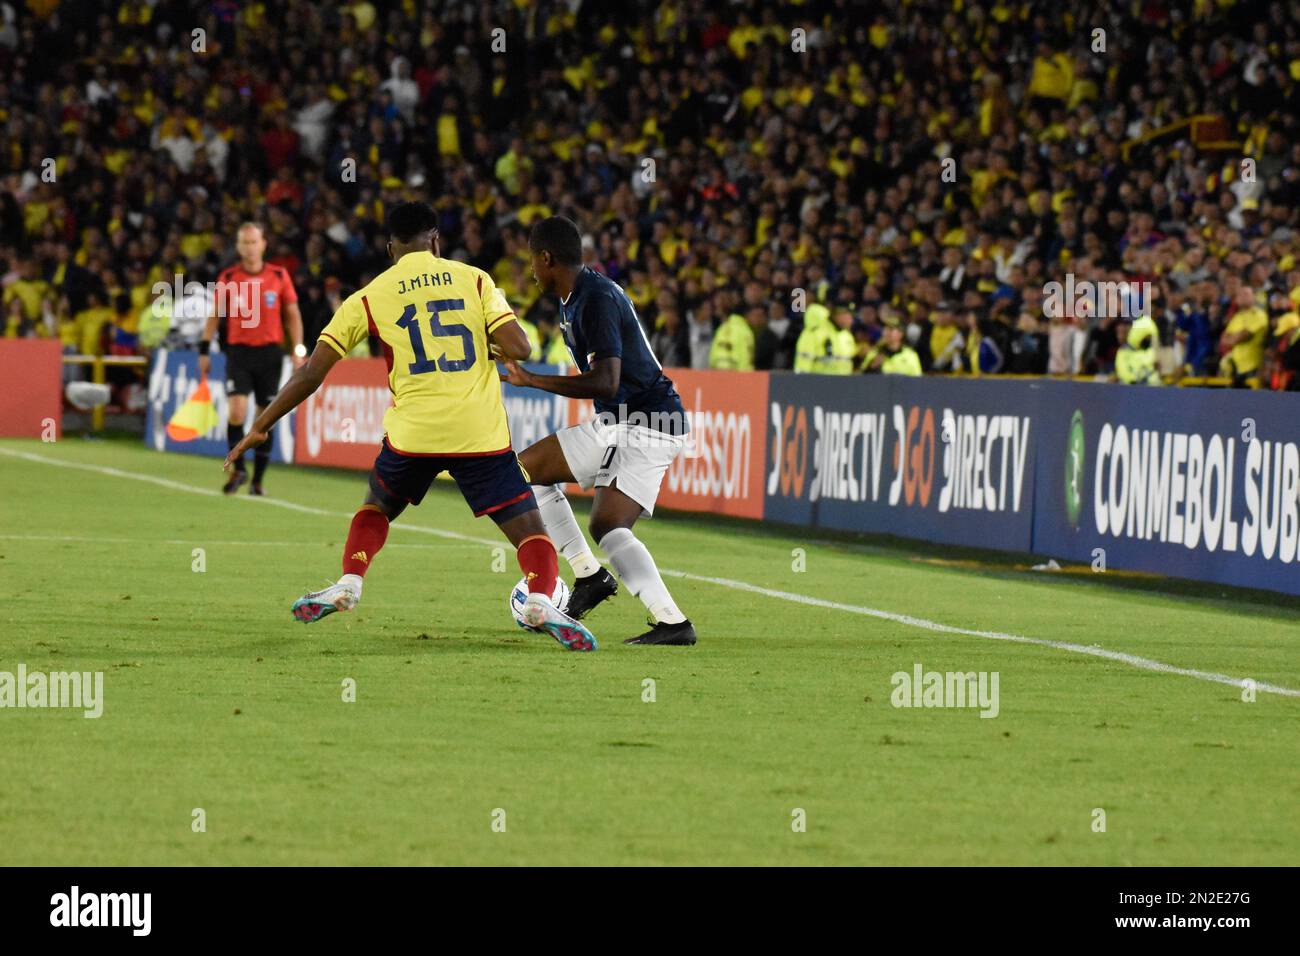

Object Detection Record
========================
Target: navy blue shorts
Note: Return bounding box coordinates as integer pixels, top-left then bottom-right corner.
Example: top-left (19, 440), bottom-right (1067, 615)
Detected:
top-left (369, 438), bottom-right (536, 522)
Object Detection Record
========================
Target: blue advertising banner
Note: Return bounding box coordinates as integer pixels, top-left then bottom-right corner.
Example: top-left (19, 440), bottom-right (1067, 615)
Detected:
top-left (500, 363), bottom-right (572, 453)
top-left (1031, 380), bottom-right (1300, 596)
top-left (763, 374), bottom-right (1037, 551)
top-left (145, 347), bottom-right (295, 463)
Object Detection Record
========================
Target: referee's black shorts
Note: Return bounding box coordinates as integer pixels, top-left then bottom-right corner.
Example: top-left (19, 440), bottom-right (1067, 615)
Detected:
top-left (225, 344), bottom-right (283, 406)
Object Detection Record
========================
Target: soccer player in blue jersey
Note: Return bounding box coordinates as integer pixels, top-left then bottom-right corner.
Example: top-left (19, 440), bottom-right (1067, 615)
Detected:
top-left (498, 216), bottom-right (697, 646)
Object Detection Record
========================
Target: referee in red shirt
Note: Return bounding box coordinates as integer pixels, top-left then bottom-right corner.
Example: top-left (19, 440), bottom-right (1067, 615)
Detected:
top-left (198, 222), bottom-right (306, 495)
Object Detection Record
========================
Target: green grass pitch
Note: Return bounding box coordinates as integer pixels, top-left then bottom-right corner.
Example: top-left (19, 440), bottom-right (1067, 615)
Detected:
top-left (1, 436), bottom-right (1297, 866)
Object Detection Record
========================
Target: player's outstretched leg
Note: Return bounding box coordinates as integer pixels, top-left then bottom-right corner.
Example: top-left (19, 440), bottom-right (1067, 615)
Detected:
top-left (591, 487), bottom-right (696, 647)
top-left (502, 436), bottom-right (597, 648)
top-left (498, 521), bottom-right (597, 652)
top-left (531, 484), bottom-right (617, 618)
top-left (292, 503), bottom-right (390, 623)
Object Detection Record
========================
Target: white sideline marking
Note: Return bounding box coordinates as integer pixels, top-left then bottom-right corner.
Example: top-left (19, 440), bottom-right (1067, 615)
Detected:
top-left (4, 446), bottom-right (1298, 699)
top-left (660, 570), bottom-right (1300, 698)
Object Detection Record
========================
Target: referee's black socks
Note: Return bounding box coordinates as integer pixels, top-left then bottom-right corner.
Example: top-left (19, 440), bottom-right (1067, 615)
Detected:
top-left (227, 424), bottom-right (246, 472)
top-left (253, 434), bottom-right (273, 485)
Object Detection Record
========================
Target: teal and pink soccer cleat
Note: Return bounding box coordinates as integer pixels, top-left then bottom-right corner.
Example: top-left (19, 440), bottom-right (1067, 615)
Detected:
top-left (522, 593), bottom-right (598, 651)
top-left (291, 581), bottom-right (360, 623)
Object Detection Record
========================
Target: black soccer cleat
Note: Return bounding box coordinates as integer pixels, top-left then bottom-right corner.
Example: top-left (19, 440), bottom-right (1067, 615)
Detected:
top-left (565, 568), bottom-right (618, 619)
top-left (249, 483), bottom-right (265, 496)
top-left (223, 470), bottom-right (248, 495)
top-left (623, 619), bottom-right (697, 646)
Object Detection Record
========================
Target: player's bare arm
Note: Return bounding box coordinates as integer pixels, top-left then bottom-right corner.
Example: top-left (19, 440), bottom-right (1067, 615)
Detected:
top-left (499, 355), bottom-right (620, 400)
top-left (488, 318), bottom-right (532, 362)
top-left (223, 341), bottom-right (342, 469)
top-left (285, 301), bottom-right (306, 368)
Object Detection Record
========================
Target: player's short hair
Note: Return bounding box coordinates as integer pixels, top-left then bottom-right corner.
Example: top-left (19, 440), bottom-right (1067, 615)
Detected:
top-left (236, 221), bottom-right (265, 238)
top-left (529, 216), bottom-right (583, 267)
top-left (386, 202), bottom-right (439, 243)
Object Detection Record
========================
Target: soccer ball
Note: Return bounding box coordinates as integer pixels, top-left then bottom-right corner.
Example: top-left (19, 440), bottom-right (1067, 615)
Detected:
top-left (509, 576), bottom-right (571, 628)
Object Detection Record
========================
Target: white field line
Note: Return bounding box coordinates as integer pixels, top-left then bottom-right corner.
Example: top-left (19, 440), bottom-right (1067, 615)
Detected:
top-left (4, 446), bottom-right (1298, 698)
top-left (659, 570), bottom-right (1300, 698)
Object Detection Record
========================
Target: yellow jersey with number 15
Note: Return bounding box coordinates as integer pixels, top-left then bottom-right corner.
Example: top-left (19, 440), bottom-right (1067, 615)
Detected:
top-left (318, 251), bottom-right (516, 455)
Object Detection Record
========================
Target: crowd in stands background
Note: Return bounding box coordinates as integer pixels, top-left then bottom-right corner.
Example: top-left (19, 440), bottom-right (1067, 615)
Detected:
top-left (2, 0), bottom-right (1299, 393)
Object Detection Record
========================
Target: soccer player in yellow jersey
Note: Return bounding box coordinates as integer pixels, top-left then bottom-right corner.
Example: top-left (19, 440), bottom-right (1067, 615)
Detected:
top-left (224, 203), bottom-right (596, 651)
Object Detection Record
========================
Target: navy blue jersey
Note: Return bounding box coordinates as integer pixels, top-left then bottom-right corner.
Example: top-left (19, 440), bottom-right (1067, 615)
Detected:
top-left (559, 267), bottom-right (687, 433)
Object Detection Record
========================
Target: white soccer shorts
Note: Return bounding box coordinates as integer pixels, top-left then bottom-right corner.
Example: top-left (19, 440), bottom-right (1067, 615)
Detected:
top-left (556, 418), bottom-right (688, 517)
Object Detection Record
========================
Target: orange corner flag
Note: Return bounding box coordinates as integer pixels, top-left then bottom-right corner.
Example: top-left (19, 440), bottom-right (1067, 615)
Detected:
top-left (166, 378), bottom-right (220, 442)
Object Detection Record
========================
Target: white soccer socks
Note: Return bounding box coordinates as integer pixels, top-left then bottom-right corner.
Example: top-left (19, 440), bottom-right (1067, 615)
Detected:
top-left (532, 485), bottom-right (601, 577)
top-left (531, 484), bottom-right (688, 626)
top-left (598, 528), bottom-right (687, 625)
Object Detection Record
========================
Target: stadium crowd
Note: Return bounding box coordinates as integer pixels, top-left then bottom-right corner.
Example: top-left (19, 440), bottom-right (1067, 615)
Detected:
top-left (3, 0), bottom-right (1300, 394)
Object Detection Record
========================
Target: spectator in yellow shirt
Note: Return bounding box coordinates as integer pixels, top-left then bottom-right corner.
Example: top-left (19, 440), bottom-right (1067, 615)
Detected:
top-left (494, 138), bottom-right (532, 197)
top-left (1114, 317), bottom-right (1161, 385)
top-left (928, 303), bottom-right (966, 371)
top-left (864, 320), bottom-right (922, 376)
top-left (435, 94), bottom-right (464, 157)
top-left (1027, 44), bottom-right (1074, 101)
top-left (1219, 286), bottom-right (1269, 386)
top-left (3, 258), bottom-right (51, 336)
top-left (825, 307), bottom-right (857, 375)
top-left (5, 297), bottom-right (27, 339)
top-left (345, 1), bottom-right (377, 31)
top-left (73, 290), bottom-right (115, 355)
top-left (793, 303), bottom-right (832, 373)
top-left (516, 185), bottom-right (554, 227)
top-left (56, 296), bottom-right (79, 349)
top-left (709, 310), bottom-right (755, 371)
